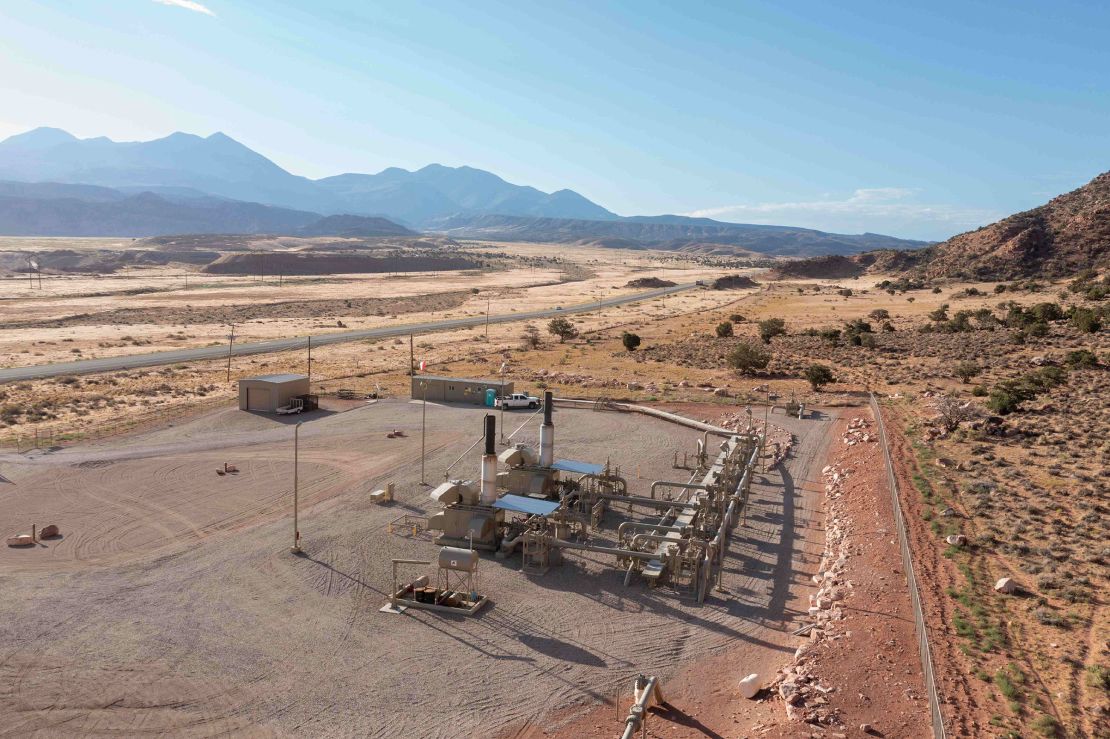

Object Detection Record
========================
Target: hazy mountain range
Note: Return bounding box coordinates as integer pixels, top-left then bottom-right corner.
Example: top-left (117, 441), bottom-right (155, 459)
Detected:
top-left (0, 127), bottom-right (929, 254)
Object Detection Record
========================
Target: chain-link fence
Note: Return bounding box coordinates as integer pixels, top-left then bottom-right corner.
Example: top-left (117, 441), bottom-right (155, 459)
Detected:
top-left (870, 392), bottom-right (946, 739)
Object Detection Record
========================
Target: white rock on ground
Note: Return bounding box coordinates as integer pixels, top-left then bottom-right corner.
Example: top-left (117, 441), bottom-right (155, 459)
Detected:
top-left (738, 673), bottom-right (762, 699)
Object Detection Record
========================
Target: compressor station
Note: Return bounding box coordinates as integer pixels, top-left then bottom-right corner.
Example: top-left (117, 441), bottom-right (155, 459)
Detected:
top-left (421, 391), bottom-right (763, 603)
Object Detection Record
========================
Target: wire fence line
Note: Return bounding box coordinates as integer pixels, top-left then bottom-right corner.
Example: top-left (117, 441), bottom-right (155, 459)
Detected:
top-left (0, 396), bottom-right (231, 452)
top-left (869, 391), bottom-right (946, 739)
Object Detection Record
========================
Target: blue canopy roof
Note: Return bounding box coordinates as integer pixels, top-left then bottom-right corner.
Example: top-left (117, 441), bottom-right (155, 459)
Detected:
top-left (493, 494), bottom-right (560, 516)
top-left (551, 459), bottom-right (605, 475)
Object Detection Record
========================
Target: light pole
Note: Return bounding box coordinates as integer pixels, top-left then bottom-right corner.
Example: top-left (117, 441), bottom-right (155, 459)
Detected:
top-left (420, 380), bottom-right (428, 485)
top-left (498, 362), bottom-right (507, 444)
top-left (226, 324), bottom-right (235, 382)
top-left (292, 421), bottom-right (303, 554)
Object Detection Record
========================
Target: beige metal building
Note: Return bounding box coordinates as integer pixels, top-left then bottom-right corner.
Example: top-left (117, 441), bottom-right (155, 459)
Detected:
top-left (238, 374), bottom-right (310, 412)
top-left (411, 375), bottom-right (513, 406)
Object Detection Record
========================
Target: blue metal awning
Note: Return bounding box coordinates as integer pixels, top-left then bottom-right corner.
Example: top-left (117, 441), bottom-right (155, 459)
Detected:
top-left (493, 494), bottom-right (560, 516)
top-left (551, 459), bottom-right (604, 475)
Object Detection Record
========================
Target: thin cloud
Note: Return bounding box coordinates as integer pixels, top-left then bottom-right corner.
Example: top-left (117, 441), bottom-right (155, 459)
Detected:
top-left (686, 188), bottom-right (1002, 237)
top-left (153, 0), bottom-right (216, 16)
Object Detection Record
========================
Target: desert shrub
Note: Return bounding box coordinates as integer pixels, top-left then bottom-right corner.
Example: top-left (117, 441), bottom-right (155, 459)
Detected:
top-left (521, 324), bottom-right (542, 349)
top-left (715, 321), bottom-right (734, 338)
top-left (1065, 349), bottom-right (1098, 368)
top-left (987, 386), bottom-right (1026, 415)
top-left (1031, 714), bottom-right (1059, 737)
top-left (727, 341), bottom-right (771, 374)
top-left (729, 313), bottom-right (745, 322)
top-left (804, 364), bottom-right (835, 391)
top-left (621, 332), bottom-right (641, 351)
top-left (546, 316), bottom-right (578, 342)
top-left (758, 318), bottom-right (786, 344)
top-left (859, 333), bottom-right (877, 348)
top-left (1029, 302), bottom-right (1064, 322)
top-left (838, 288), bottom-right (853, 297)
top-left (819, 328), bottom-right (842, 345)
top-left (929, 304), bottom-right (950, 321)
top-left (971, 385), bottom-right (988, 397)
top-left (1070, 307), bottom-right (1102, 333)
top-left (869, 309), bottom-right (890, 320)
top-left (956, 361), bottom-right (981, 383)
top-left (1027, 320), bottom-right (1049, 338)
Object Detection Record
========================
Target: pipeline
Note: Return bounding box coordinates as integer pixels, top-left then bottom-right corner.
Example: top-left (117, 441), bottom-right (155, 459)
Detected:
top-left (649, 480), bottom-right (707, 500)
top-left (575, 472), bottom-right (629, 496)
top-left (552, 397), bottom-right (734, 438)
top-left (548, 537), bottom-right (660, 561)
top-left (616, 520), bottom-right (686, 541)
top-left (620, 674), bottom-right (664, 739)
top-left (591, 491), bottom-right (700, 510)
top-left (631, 532), bottom-right (692, 551)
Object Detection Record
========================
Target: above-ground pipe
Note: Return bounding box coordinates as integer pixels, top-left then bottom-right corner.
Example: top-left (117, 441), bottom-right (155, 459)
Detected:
top-left (631, 533), bottom-right (691, 551)
top-left (591, 492), bottom-right (700, 510)
top-left (616, 521), bottom-right (686, 541)
top-left (620, 674), bottom-right (663, 739)
top-left (649, 480), bottom-right (708, 501)
top-left (547, 537), bottom-right (660, 561)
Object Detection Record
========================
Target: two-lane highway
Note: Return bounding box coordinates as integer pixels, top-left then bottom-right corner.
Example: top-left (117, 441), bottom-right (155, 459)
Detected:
top-left (0, 282), bottom-right (698, 383)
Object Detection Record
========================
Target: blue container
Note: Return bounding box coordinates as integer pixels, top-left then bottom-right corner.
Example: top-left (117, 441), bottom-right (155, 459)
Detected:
top-left (485, 388), bottom-right (497, 407)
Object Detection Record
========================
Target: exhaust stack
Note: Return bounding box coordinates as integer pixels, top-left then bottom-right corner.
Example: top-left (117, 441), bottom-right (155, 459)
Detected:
top-left (539, 391), bottom-right (554, 467)
top-left (480, 414), bottom-right (497, 505)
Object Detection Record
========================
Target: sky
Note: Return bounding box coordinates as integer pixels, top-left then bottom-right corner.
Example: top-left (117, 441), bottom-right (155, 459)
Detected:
top-left (0, 1), bottom-right (1107, 240)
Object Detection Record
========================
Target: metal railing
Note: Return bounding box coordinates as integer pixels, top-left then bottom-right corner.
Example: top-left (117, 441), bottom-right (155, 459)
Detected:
top-left (870, 392), bottom-right (946, 739)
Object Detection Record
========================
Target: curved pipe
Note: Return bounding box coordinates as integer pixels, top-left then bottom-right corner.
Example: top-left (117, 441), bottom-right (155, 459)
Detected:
top-left (649, 480), bottom-right (708, 501)
top-left (617, 521), bottom-right (686, 541)
top-left (631, 533), bottom-right (691, 551)
top-left (575, 472), bottom-right (629, 497)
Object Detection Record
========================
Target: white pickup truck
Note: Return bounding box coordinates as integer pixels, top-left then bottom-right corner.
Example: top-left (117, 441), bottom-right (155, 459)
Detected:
top-left (494, 392), bottom-right (541, 410)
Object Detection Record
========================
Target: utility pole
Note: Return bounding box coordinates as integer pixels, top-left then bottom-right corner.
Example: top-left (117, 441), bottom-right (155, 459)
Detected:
top-left (226, 324), bottom-right (235, 382)
top-left (307, 336), bottom-right (313, 385)
top-left (409, 334), bottom-right (415, 376)
top-left (485, 295), bottom-right (491, 340)
top-left (26, 257), bottom-right (33, 290)
top-left (291, 421), bottom-right (303, 553)
top-left (260, 252), bottom-right (265, 283)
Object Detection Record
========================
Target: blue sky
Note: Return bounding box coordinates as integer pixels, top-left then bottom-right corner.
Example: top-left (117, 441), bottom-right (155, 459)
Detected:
top-left (0, 0), bottom-right (1106, 240)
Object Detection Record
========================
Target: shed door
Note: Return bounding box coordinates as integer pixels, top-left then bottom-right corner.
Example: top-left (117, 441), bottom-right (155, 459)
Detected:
top-left (247, 387), bottom-right (272, 411)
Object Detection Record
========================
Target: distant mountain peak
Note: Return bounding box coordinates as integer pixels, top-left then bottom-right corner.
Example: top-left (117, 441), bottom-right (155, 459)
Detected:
top-left (2, 127), bottom-right (78, 149)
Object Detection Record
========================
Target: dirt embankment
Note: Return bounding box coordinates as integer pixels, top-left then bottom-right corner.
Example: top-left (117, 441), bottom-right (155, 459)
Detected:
top-left (0, 290), bottom-right (473, 329)
top-left (711, 274), bottom-right (759, 289)
top-left (624, 276), bottom-right (677, 288)
top-left (202, 252), bottom-right (479, 276)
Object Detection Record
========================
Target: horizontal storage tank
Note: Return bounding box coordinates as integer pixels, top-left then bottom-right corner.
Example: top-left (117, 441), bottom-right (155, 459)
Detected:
top-left (439, 547), bottom-right (479, 572)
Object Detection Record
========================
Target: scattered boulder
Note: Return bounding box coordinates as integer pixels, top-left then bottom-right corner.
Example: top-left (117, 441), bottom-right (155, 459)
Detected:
top-left (6, 535), bottom-right (34, 547)
top-left (39, 524), bottom-right (60, 539)
top-left (713, 387), bottom-right (732, 397)
top-left (994, 577), bottom-right (1017, 594)
top-left (945, 534), bottom-right (967, 547)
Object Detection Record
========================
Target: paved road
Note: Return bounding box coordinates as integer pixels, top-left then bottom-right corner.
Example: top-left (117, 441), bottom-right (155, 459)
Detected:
top-left (0, 282), bottom-right (698, 383)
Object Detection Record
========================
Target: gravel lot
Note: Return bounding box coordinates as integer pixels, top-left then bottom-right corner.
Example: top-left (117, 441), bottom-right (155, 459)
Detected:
top-left (0, 399), bottom-right (832, 737)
